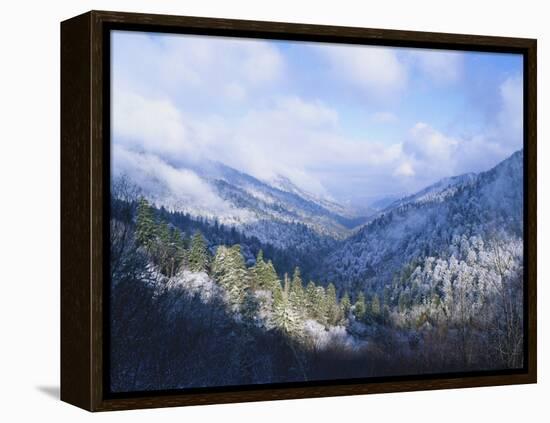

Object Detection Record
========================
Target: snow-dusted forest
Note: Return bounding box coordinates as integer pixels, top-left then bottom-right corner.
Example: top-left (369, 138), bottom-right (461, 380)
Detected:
top-left (109, 149), bottom-right (524, 392)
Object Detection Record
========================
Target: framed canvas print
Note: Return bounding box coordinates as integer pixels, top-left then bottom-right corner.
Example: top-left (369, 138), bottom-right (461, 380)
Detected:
top-left (61, 10), bottom-right (537, 411)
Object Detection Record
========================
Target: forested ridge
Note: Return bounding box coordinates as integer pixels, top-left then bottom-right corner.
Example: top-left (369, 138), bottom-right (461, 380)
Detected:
top-left (110, 150), bottom-right (524, 392)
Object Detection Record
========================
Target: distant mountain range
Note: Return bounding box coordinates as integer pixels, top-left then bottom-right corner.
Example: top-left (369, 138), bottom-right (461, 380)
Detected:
top-left (127, 149), bottom-right (523, 292)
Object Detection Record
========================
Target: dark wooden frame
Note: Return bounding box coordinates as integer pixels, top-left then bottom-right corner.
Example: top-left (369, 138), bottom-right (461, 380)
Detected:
top-left (61, 10), bottom-right (537, 412)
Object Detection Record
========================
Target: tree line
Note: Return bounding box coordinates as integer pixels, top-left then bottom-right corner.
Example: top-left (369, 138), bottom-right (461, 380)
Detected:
top-left (133, 197), bottom-right (373, 337)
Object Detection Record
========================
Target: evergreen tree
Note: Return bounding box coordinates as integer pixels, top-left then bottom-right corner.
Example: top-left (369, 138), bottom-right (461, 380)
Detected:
top-left (273, 274), bottom-right (301, 336)
top-left (398, 291), bottom-right (412, 313)
top-left (241, 289), bottom-right (259, 326)
top-left (325, 283), bottom-right (340, 325)
top-left (289, 267), bottom-right (305, 309)
top-left (265, 260), bottom-right (283, 304)
top-left (135, 197), bottom-right (156, 249)
top-left (283, 273), bottom-right (290, 295)
top-left (354, 292), bottom-right (366, 322)
top-left (340, 291), bottom-right (351, 317)
top-left (305, 281), bottom-right (317, 317)
top-left (171, 228), bottom-right (186, 262)
top-left (167, 227), bottom-right (186, 277)
top-left (211, 246), bottom-right (228, 278)
top-left (383, 285), bottom-right (392, 307)
top-left (372, 293), bottom-right (381, 317)
top-left (212, 245), bottom-right (249, 310)
top-left (154, 221), bottom-right (172, 275)
top-left (158, 221), bottom-right (170, 245)
top-left (312, 285), bottom-right (328, 324)
top-left (272, 295), bottom-right (301, 336)
top-left (188, 232), bottom-right (209, 272)
top-left (250, 251), bottom-right (282, 304)
top-left (250, 250), bottom-right (266, 290)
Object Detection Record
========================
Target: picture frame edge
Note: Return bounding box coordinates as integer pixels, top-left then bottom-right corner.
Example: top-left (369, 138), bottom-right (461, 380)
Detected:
top-left (60, 10), bottom-right (537, 412)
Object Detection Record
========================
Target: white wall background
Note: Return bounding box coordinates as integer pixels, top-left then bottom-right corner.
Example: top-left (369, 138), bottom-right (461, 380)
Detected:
top-left (0, 0), bottom-right (546, 421)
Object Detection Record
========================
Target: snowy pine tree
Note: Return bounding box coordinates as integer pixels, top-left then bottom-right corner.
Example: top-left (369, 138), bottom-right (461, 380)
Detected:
top-left (250, 250), bottom-right (266, 289)
top-left (312, 285), bottom-right (328, 324)
top-left (371, 294), bottom-right (381, 317)
top-left (325, 283), bottom-right (340, 325)
top-left (289, 267), bottom-right (305, 310)
top-left (188, 232), bottom-right (209, 273)
top-left (273, 276), bottom-right (302, 336)
top-left (354, 292), bottom-right (366, 322)
top-left (340, 291), bottom-right (351, 318)
top-left (212, 245), bottom-right (250, 311)
top-left (305, 281), bottom-right (317, 317)
top-left (135, 197), bottom-right (156, 250)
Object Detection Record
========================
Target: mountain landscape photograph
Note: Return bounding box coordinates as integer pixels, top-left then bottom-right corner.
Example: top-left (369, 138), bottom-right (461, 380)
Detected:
top-left (108, 29), bottom-right (525, 393)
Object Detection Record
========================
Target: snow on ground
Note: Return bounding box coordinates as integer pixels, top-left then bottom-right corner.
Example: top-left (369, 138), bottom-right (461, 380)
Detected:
top-left (168, 270), bottom-right (224, 302)
top-left (153, 267), bottom-right (368, 353)
top-left (302, 319), bottom-right (367, 352)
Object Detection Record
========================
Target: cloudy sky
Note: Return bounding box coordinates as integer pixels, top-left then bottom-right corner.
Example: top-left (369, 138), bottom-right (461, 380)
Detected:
top-left (111, 30), bottom-right (523, 207)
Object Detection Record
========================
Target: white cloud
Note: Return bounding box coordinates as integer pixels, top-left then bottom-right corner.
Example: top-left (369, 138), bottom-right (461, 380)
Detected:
top-left (371, 111), bottom-right (398, 123)
top-left (318, 46), bottom-right (463, 100)
top-left (441, 75), bottom-right (523, 175)
top-left (223, 82), bottom-right (247, 102)
top-left (397, 73), bottom-right (523, 184)
top-left (497, 75), bottom-right (523, 144)
top-left (410, 49), bottom-right (464, 83)
top-left (218, 96), bottom-right (403, 196)
top-left (111, 31), bottom-right (524, 206)
top-left (392, 122), bottom-right (461, 186)
top-left (113, 87), bottom-right (405, 199)
top-left (241, 42), bottom-right (285, 84)
top-left (112, 145), bottom-right (251, 220)
top-left (280, 96), bottom-right (338, 127)
top-left (112, 90), bottom-right (196, 159)
top-left (394, 161), bottom-right (415, 177)
top-left (319, 44), bottom-right (407, 98)
top-left (112, 31), bottom-right (285, 109)
top-left (405, 122), bottom-right (458, 163)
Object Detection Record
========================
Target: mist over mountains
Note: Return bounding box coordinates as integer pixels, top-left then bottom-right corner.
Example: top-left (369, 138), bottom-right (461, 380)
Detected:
top-left (117, 148), bottom-right (523, 295)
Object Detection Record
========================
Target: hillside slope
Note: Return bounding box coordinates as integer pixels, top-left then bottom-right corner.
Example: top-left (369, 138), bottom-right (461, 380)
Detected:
top-left (320, 150), bottom-right (524, 292)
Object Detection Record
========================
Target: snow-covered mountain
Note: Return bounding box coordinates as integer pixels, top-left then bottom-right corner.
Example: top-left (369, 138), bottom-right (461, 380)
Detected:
top-left (122, 148), bottom-right (523, 288)
top-left (269, 174), bottom-right (358, 219)
top-left (198, 161), bottom-right (367, 237)
top-left (318, 150), bottom-right (524, 292)
top-left (368, 195), bottom-right (402, 211)
top-left (129, 157), bottom-right (369, 239)
top-left (383, 172), bottom-right (477, 210)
